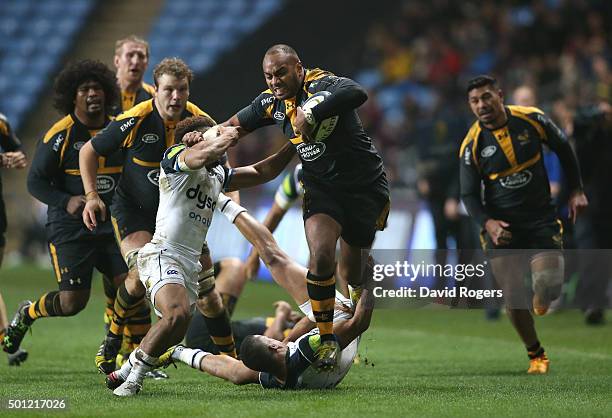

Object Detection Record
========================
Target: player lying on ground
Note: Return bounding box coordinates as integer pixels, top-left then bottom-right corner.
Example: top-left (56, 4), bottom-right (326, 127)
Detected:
top-left (166, 284), bottom-right (373, 390)
top-left (107, 208), bottom-right (375, 390)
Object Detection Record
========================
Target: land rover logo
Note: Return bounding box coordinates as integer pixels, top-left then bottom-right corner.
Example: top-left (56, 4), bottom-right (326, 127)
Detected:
top-left (73, 141), bottom-right (85, 151)
top-left (481, 145), bottom-right (497, 158)
top-left (142, 133), bottom-right (159, 143)
top-left (296, 142), bottom-right (326, 162)
top-left (96, 175), bottom-right (115, 194)
top-left (500, 170), bottom-right (532, 189)
top-left (147, 169), bottom-right (160, 185)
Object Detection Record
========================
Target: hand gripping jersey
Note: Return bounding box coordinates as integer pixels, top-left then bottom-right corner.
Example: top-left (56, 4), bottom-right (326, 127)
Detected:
top-left (259, 292), bottom-right (359, 390)
top-left (237, 69), bottom-right (383, 189)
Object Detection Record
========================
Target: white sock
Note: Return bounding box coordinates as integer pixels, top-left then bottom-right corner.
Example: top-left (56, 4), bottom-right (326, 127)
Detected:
top-left (116, 350), bottom-right (137, 380)
top-left (172, 346), bottom-right (210, 370)
top-left (125, 348), bottom-right (158, 385)
top-left (299, 300), bottom-right (315, 322)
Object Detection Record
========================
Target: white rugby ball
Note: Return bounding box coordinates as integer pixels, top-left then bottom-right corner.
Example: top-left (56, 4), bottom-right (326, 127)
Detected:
top-left (301, 91), bottom-right (339, 141)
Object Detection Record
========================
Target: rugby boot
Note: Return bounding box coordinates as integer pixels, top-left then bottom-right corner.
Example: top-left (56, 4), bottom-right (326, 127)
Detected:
top-left (527, 352), bottom-right (550, 374)
top-left (7, 348), bottom-right (28, 366)
top-left (113, 380), bottom-right (142, 397)
top-left (105, 371), bottom-right (125, 391)
top-left (2, 301), bottom-right (33, 354)
top-left (314, 338), bottom-right (340, 371)
top-left (95, 335), bottom-right (122, 374)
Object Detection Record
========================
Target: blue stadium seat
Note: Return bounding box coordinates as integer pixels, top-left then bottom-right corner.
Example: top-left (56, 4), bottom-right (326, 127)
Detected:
top-left (0, 0), bottom-right (97, 130)
top-left (146, 0), bottom-right (285, 77)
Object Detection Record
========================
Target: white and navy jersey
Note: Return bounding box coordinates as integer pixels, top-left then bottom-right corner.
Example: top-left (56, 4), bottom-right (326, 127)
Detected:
top-left (154, 144), bottom-right (230, 259)
top-left (259, 292), bottom-right (358, 390)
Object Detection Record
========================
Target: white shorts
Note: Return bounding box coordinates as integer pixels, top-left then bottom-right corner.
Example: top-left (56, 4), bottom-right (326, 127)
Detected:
top-left (137, 242), bottom-right (201, 317)
top-left (298, 329), bottom-right (359, 389)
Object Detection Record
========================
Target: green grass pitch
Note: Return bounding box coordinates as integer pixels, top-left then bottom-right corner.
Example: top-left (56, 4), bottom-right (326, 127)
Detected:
top-left (1, 264), bottom-right (611, 417)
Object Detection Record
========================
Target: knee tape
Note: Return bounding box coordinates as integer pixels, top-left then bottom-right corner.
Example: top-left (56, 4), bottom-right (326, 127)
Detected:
top-left (125, 248), bottom-right (141, 271)
top-left (198, 267), bottom-right (215, 298)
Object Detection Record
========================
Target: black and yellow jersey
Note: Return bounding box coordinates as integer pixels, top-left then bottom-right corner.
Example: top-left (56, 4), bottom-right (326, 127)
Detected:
top-left (91, 99), bottom-right (213, 214)
top-left (27, 114), bottom-right (122, 241)
top-left (274, 164), bottom-right (303, 210)
top-left (459, 105), bottom-right (582, 227)
top-left (236, 68), bottom-right (383, 189)
top-left (111, 82), bottom-right (156, 116)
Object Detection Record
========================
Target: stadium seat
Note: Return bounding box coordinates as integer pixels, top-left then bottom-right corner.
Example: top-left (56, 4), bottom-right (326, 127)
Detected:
top-left (0, 0), bottom-right (97, 130)
top-left (146, 0), bottom-right (284, 79)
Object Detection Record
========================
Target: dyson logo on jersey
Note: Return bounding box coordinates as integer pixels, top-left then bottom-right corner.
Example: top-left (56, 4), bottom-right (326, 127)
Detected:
top-left (186, 184), bottom-right (217, 210)
top-left (499, 170), bottom-right (533, 189)
top-left (296, 142), bottom-right (326, 161)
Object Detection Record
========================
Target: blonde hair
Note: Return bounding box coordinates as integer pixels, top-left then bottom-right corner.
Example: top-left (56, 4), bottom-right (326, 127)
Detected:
top-left (115, 35), bottom-right (149, 58)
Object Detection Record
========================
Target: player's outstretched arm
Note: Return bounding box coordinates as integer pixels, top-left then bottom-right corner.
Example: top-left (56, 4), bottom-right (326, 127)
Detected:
top-left (79, 141), bottom-right (106, 230)
top-left (200, 354), bottom-right (259, 385)
top-left (181, 126), bottom-right (239, 170)
top-left (217, 194), bottom-right (308, 306)
top-left (226, 143), bottom-right (295, 191)
top-left (220, 114), bottom-right (254, 138)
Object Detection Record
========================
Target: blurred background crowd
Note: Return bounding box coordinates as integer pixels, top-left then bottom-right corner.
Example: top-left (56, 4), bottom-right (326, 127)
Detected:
top-left (0, 0), bottom-right (610, 319)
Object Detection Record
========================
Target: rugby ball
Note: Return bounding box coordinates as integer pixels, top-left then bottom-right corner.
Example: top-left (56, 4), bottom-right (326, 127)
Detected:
top-left (301, 91), bottom-right (339, 141)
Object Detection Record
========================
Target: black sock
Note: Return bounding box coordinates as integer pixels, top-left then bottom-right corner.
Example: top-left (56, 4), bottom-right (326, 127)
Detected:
top-left (527, 341), bottom-right (544, 358)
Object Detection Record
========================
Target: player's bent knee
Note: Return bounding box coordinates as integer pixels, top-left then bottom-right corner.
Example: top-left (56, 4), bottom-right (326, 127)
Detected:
top-left (59, 293), bottom-right (88, 316)
top-left (163, 305), bottom-right (191, 330)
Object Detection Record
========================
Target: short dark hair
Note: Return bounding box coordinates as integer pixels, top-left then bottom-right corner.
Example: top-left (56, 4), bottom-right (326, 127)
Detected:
top-left (264, 44), bottom-right (299, 59)
top-left (240, 336), bottom-right (279, 374)
top-left (153, 57), bottom-right (193, 87)
top-left (467, 75), bottom-right (498, 94)
top-left (53, 59), bottom-right (119, 115)
top-left (174, 115), bottom-right (216, 143)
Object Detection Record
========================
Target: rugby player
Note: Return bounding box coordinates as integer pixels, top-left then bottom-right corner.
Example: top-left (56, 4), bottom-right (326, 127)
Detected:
top-left (111, 35), bottom-right (155, 116)
top-left (109, 116), bottom-right (298, 396)
top-left (459, 75), bottom-right (588, 374)
top-left (2, 60), bottom-right (127, 362)
top-left (166, 286), bottom-right (372, 390)
top-left (79, 58), bottom-right (235, 374)
top-left (103, 34), bottom-right (155, 361)
top-left (220, 44), bottom-right (390, 368)
top-left (0, 112), bottom-right (28, 365)
top-left (108, 178), bottom-right (371, 392)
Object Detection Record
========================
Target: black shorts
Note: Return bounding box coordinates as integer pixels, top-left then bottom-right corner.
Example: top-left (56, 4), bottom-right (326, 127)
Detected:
top-left (480, 219), bottom-right (564, 251)
top-left (184, 311), bottom-right (267, 354)
top-left (302, 174), bottom-right (390, 248)
top-left (110, 195), bottom-right (156, 242)
top-left (48, 235), bottom-right (127, 291)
